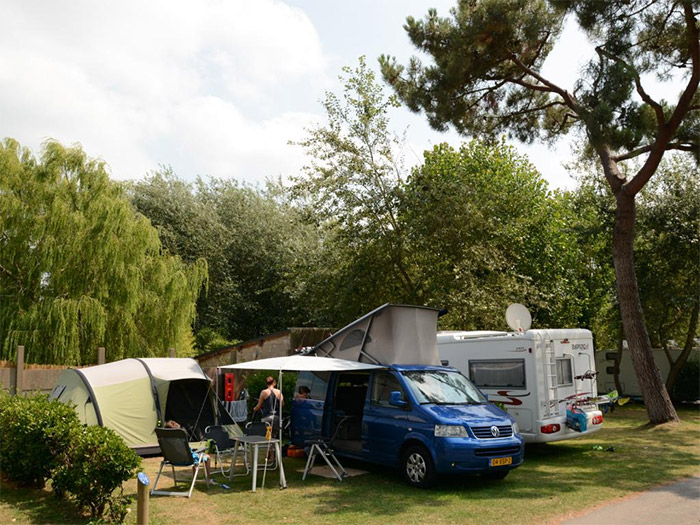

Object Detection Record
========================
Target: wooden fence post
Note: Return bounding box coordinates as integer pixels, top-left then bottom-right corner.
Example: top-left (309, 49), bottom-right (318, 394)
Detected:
top-left (15, 345), bottom-right (24, 396)
top-left (136, 472), bottom-right (150, 525)
top-left (97, 347), bottom-right (106, 365)
top-left (168, 348), bottom-right (176, 358)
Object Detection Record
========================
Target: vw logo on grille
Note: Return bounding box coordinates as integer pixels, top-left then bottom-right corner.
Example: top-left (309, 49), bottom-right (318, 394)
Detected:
top-left (490, 425), bottom-right (500, 437)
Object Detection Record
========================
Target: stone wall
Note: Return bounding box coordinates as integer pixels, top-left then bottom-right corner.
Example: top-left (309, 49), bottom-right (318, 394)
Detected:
top-left (196, 327), bottom-right (331, 371)
top-left (0, 365), bottom-right (66, 395)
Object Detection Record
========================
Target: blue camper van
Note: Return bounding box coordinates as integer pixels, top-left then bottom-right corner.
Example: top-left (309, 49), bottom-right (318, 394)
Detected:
top-left (291, 363), bottom-right (524, 487)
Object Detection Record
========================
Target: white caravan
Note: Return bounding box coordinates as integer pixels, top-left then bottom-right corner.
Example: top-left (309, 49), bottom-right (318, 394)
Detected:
top-left (438, 322), bottom-right (604, 443)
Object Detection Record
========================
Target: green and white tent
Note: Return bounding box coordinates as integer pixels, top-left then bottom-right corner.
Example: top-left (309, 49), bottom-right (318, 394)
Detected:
top-left (51, 358), bottom-right (230, 454)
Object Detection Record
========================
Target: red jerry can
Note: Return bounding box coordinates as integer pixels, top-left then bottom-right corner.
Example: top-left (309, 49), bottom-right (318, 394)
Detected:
top-left (224, 373), bottom-right (235, 401)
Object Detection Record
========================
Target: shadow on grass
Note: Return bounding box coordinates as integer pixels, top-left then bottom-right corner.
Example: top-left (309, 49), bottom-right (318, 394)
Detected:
top-left (0, 477), bottom-right (89, 524)
top-left (4, 405), bottom-right (698, 524)
top-left (296, 406), bottom-right (700, 520)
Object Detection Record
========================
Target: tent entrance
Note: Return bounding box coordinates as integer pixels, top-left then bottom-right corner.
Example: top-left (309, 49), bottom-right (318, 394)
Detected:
top-left (331, 372), bottom-right (369, 454)
top-left (164, 379), bottom-right (215, 441)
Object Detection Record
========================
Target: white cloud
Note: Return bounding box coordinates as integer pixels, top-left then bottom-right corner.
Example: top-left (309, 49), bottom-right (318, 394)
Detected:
top-left (0, 0), bottom-right (327, 182)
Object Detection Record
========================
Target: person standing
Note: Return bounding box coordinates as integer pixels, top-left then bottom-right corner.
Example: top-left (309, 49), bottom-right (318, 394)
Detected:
top-left (253, 376), bottom-right (284, 434)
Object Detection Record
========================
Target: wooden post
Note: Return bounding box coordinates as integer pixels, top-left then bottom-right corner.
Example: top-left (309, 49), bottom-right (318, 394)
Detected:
top-left (169, 348), bottom-right (176, 358)
top-left (136, 472), bottom-right (150, 525)
top-left (97, 347), bottom-right (106, 365)
top-left (15, 346), bottom-right (24, 396)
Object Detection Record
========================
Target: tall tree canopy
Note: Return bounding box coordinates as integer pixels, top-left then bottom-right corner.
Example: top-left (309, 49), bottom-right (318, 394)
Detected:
top-left (402, 140), bottom-right (586, 330)
top-left (0, 140), bottom-right (207, 364)
top-left (129, 171), bottom-right (316, 345)
top-left (291, 58), bottom-right (587, 331)
top-left (571, 156), bottom-right (700, 395)
top-left (289, 57), bottom-right (414, 323)
top-left (380, 0), bottom-right (699, 423)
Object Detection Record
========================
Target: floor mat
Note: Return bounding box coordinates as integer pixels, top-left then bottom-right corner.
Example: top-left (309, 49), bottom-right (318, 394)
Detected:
top-left (297, 466), bottom-right (368, 479)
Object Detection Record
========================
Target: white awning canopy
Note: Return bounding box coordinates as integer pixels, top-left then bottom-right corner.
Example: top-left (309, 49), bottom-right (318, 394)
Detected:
top-left (219, 354), bottom-right (385, 372)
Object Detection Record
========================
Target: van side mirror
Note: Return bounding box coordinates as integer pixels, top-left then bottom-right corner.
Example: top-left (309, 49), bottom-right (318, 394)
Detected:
top-left (389, 391), bottom-right (408, 408)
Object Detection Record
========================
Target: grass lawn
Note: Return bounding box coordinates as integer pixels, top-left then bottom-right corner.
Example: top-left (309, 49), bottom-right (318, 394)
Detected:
top-left (1, 404), bottom-right (699, 524)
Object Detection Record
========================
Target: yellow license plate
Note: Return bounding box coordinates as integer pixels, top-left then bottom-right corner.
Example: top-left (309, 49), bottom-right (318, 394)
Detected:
top-left (490, 457), bottom-right (512, 467)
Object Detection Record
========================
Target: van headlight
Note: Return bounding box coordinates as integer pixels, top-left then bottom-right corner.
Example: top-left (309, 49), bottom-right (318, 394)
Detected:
top-left (512, 422), bottom-right (520, 435)
top-left (434, 425), bottom-right (468, 438)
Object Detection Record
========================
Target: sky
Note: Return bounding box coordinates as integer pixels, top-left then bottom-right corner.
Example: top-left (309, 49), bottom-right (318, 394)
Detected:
top-left (0, 0), bottom-right (600, 190)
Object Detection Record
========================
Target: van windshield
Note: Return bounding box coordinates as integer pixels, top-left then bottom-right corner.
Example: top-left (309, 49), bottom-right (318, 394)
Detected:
top-left (402, 370), bottom-right (487, 405)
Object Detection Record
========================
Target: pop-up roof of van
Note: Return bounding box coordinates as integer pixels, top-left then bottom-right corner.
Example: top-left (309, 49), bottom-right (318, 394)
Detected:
top-left (312, 304), bottom-right (441, 366)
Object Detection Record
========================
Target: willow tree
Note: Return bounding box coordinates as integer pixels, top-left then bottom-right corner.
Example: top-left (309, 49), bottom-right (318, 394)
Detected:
top-left (0, 140), bottom-right (207, 365)
top-left (380, 0), bottom-right (699, 424)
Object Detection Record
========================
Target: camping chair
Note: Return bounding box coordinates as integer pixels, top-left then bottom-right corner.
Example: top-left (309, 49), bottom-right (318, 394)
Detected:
top-left (245, 421), bottom-right (277, 470)
top-left (151, 428), bottom-right (209, 498)
top-left (204, 425), bottom-right (249, 476)
top-left (302, 416), bottom-right (351, 482)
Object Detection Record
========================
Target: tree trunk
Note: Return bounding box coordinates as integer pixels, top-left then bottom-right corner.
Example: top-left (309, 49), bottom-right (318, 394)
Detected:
top-left (665, 297), bottom-right (700, 395)
top-left (613, 192), bottom-right (679, 424)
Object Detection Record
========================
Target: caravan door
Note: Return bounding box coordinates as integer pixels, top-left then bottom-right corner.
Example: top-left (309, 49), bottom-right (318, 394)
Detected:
top-left (547, 330), bottom-right (598, 408)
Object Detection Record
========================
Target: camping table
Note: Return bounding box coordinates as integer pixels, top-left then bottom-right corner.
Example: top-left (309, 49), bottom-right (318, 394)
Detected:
top-left (228, 435), bottom-right (287, 492)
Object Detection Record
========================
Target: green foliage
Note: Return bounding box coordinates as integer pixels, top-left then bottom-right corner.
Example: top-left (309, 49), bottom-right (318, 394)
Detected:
top-left (381, 1), bottom-right (566, 141)
top-left (0, 392), bottom-right (79, 488)
top-left (0, 393), bottom-right (140, 522)
top-left (381, 0), bottom-right (698, 423)
top-left (403, 139), bottom-right (586, 329)
top-left (568, 156), bottom-right (700, 351)
top-left (128, 171), bottom-right (315, 344)
top-left (380, 0), bottom-right (698, 156)
top-left (635, 157), bottom-right (700, 349)
top-left (0, 139), bottom-right (207, 364)
top-left (52, 425), bottom-right (141, 521)
top-left (290, 58), bottom-right (593, 330)
top-left (289, 57), bottom-right (417, 324)
top-left (194, 327), bottom-right (236, 354)
top-left (672, 356), bottom-right (700, 402)
top-left (565, 176), bottom-right (620, 350)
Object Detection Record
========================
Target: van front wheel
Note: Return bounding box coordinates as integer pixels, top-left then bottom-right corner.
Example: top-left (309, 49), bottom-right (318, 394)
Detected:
top-left (402, 445), bottom-right (436, 488)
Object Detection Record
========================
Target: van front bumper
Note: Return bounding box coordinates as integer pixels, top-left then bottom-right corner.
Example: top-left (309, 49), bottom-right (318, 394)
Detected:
top-left (433, 436), bottom-right (525, 474)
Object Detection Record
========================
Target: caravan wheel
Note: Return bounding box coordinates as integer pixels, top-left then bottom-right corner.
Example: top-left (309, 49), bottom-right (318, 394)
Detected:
top-left (402, 445), bottom-right (436, 488)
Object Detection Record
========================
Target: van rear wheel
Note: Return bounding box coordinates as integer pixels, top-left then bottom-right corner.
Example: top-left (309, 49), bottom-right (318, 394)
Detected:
top-left (402, 445), bottom-right (436, 488)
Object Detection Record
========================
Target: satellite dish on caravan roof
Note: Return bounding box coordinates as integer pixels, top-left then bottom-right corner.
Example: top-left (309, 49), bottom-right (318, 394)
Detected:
top-left (505, 303), bottom-right (531, 333)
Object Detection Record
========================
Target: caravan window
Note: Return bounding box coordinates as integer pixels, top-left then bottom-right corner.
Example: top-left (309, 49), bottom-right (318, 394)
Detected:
top-left (469, 360), bottom-right (526, 389)
top-left (556, 358), bottom-right (573, 386)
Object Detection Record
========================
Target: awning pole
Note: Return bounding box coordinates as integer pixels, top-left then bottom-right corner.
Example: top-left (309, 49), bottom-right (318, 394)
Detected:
top-left (278, 370), bottom-right (283, 439)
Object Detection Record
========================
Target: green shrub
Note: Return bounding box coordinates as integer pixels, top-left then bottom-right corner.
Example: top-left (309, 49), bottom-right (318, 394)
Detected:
top-left (673, 357), bottom-right (700, 402)
top-left (52, 425), bottom-right (141, 521)
top-left (0, 391), bottom-right (79, 487)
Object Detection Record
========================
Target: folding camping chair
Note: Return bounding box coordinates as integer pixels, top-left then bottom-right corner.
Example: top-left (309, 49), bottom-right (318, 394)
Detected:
top-left (204, 425), bottom-right (249, 476)
top-left (151, 428), bottom-right (210, 498)
top-left (302, 416), bottom-right (350, 482)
